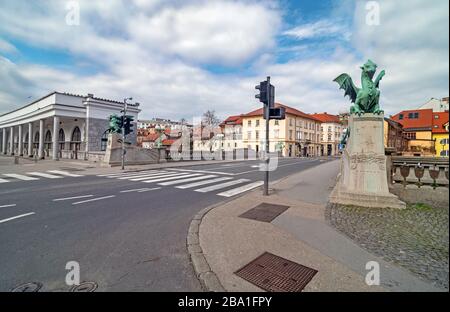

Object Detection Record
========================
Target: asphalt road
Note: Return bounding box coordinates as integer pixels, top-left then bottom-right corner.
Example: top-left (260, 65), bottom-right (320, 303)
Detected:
top-left (0, 157), bottom-right (333, 291)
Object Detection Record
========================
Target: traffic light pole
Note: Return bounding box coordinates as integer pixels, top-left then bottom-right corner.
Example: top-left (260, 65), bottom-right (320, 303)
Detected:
top-left (263, 76), bottom-right (270, 196)
top-left (121, 100), bottom-right (128, 170)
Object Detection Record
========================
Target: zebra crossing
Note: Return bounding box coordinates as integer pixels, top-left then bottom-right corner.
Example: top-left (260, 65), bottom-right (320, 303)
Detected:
top-left (0, 170), bottom-right (84, 183)
top-left (98, 169), bottom-right (263, 197)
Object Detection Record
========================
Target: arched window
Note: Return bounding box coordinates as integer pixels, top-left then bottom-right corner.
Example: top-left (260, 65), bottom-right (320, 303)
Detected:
top-left (44, 130), bottom-right (52, 151)
top-left (58, 129), bottom-right (65, 151)
top-left (71, 127), bottom-right (81, 152)
top-left (34, 132), bottom-right (39, 143)
top-left (72, 127), bottom-right (81, 142)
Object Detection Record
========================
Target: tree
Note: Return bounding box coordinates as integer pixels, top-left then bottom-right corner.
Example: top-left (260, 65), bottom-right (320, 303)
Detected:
top-left (202, 110), bottom-right (220, 127)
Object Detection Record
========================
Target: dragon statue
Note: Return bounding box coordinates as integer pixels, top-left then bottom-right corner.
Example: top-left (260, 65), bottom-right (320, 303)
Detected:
top-left (334, 59), bottom-right (385, 115)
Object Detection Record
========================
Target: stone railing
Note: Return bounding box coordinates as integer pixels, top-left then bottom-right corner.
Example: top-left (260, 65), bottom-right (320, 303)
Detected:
top-left (390, 156), bottom-right (449, 188)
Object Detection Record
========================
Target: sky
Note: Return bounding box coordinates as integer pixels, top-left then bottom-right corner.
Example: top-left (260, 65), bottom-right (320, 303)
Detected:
top-left (0, 0), bottom-right (448, 121)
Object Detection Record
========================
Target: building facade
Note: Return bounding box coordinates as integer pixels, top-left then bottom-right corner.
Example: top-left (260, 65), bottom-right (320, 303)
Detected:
top-left (0, 92), bottom-right (140, 161)
top-left (432, 112), bottom-right (449, 157)
top-left (418, 97), bottom-right (449, 112)
top-left (220, 115), bottom-right (243, 152)
top-left (241, 103), bottom-right (322, 157)
top-left (383, 118), bottom-right (408, 153)
top-left (311, 113), bottom-right (343, 156)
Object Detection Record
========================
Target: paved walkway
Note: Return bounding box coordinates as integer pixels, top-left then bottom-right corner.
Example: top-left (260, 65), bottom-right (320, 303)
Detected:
top-left (192, 160), bottom-right (443, 292)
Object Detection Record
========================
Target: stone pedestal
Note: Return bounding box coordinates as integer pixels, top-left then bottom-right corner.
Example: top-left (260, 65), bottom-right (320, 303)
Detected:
top-left (102, 133), bottom-right (161, 166)
top-left (330, 114), bottom-right (406, 209)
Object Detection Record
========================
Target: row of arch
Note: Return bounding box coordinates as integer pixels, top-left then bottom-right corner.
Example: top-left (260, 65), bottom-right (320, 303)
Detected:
top-left (28, 127), bottom-right (81, 145)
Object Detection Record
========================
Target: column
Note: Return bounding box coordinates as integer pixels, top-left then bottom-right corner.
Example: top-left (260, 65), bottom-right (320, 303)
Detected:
top-left (38, 119), bottom-right (44, 159)
top-left (52, 116), bottom-right (60, 160)
top-left (28, 122), bottom-right (33, 157)
top-left (1, 128), bottom-right (5, 154)
top-left (9, 126), bottom-right (14, 155)
top-left (18, 124), bottom-right (23, 156)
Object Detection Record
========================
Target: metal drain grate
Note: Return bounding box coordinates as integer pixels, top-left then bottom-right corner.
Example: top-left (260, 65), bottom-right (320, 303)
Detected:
top-left (11, 282), bottom-right (42, 292)
top-left (235, 252), bottom-right (318, 292)
top-left (70, 281), bottom-right (98, 292)
top-left (239, 203), bottom-right (289, 223)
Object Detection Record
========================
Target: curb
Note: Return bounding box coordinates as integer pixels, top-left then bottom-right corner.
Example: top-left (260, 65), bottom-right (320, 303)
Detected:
top-left (186, 203), bottom-right (226, 292)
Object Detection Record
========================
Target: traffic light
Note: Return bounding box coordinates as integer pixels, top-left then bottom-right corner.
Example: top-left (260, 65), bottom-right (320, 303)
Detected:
top-left (108, 114), bottom-right (123, 133)
top-left (255, 80), bottom-right (269, 105)
top-left (124, 115), bottom-right (134, 135)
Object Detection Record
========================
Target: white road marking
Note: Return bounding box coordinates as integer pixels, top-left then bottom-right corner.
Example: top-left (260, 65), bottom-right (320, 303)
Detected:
top-left (217, 181), bottom-right (264, 197)
top-left (105, 170), bottom-right (165, 178)
top-left (0, 212), bottom-right (35, 224)
top-left (72, 195), bottom-right (116, 205)
top-left (158, 175), bottom-right (217, 186)
top-left (194, 179), bottom-right (250, 193)
top-left (131, 172), bottom-right (191, 182)
top-left (27, 172), bottom-right (63, 179)
top-left (0, 178), bottom-right (10, 183)
top-left (47, 170), bottom-right (83, 177)
top-left (120, 188), bottom-right (149, 193)
top-left (142, 173), bottom-right (200, 183)
top-left (53, 195), bottom-right (94, 201)
top-left (175, 177), bottom-right (233, 189)
top-left (167, 168), bottom-right (235, 176)
top-left (2, 173), bottom-right (39, 181)
top-left (137, 187), bottom-right (161, 192)
top-left (97, 171), bottom-right (149, 177)
top-left (120, 171), bottom-right (172, 180)
top-left (0, 204), bottom-right (17, 208)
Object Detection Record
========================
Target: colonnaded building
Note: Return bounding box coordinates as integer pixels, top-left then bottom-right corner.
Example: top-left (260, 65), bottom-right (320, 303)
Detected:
top-left (0, 92), bottom-right (140, 161)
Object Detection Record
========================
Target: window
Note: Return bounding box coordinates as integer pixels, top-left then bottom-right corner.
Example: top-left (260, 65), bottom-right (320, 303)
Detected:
top-left (247, 120), bottom-right (252, 126)
top-left (255, 130), bottom-right (259, 140)
top-left (255, 119), bottom-right (260, 127)
top-left (58, 129), bottom-right (65, 151)
top-left (247, 131), bottom-right (252, 140)
top-left (296, 131), bottom-right (301, 140)
top-left (399, 114), bottom-right (404, 120)
top-left (274, 120), bottom-right (279, 126)
top-left (405, 132), bottom-right (416, 140)
top-left (434, 115), bottom-right (439, 119)
top-left (440, 150), bottom-right (449, 157)
top-left (289, 118), bottom-right (293, 126)
top-left (440, 138), bottom-right (449, 145)
top-left (414, 112), bottom-right (419, 119)
top-left (289, 130), bottom-right (293, 140)
top-left (101, 131), bottom-right (108, 151)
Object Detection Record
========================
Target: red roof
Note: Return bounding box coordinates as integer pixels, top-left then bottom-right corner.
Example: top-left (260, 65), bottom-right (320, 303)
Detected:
top-left (244, 103), bottom-right (322, 122)
top-left (221, 115), bottom-right (243, 126)
top-left (432, 112), bottom-right (449, 134)
top-left (311, 113), bottom-right (341, 123)
top-left (391, 109), bottom-right (433, 130)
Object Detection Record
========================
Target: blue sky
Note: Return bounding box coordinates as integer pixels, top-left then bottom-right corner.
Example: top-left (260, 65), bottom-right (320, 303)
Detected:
top-left (0, 0), bottom-right (448, 120)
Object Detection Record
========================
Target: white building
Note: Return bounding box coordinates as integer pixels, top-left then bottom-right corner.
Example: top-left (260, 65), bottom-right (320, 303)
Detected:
top-left (311, 113), bottom-right (344, 156)
top-left (0, 92), bottom-right (140, 161)
top-left (418, 97), bottom-right (449, 112)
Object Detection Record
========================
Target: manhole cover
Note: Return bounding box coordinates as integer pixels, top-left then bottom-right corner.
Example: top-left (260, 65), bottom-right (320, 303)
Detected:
top-left (235, 252), bottom-right (318, 292)
top-left (11, 282), bottom-right (42, 292)
top-left (239, 203), bottom-right (289, 223)
top-left (69, 281), bottom-right (98, 292)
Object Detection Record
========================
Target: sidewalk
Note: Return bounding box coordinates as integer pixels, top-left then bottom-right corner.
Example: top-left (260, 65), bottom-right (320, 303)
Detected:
top-left (189, 160), bottom-right (442, 292)
top-left (0, 155), bottom-right (254, 175)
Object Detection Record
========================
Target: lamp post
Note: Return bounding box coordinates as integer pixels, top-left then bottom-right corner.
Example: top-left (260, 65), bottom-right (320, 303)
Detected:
top-left (122, 97), bottom-right (132, 170)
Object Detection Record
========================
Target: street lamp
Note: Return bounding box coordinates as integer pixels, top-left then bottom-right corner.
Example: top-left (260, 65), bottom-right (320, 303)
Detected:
top-left (121, 97), bottom-right (133, 170)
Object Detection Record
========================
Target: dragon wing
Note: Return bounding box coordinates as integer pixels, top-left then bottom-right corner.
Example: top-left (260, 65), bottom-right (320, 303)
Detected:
top-left (333, 73), bottom-right (359, 103)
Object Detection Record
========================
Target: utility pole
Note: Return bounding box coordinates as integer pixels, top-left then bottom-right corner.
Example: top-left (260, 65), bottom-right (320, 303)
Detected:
top-left (122, 97), bottom-right (132, 170)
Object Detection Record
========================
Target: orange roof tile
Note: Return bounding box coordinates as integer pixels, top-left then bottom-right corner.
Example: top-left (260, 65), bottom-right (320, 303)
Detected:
top-left (391, 109), bottom-right (433, 131)
top-left (432, 111), bottom-right (449, 134)
top-left (311, 113), bottom-right (341, 123)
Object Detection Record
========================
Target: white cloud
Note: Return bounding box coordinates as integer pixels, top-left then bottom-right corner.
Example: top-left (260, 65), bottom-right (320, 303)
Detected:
top-left (0, 39), bottom-right (18, 54)
top-left (128, 1), bottom-right (281, 65)
top-left (283, 19), bottom-right (351, 41)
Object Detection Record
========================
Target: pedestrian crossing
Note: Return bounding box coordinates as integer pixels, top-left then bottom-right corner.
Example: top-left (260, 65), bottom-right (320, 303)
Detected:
top-left (0, 170), bottom-right (84, 183)
top-left (98, 169), bottom-right (263, 197)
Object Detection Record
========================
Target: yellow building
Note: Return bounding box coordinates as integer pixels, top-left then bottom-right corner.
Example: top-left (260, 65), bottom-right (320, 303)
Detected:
top-left (432, 112), bottom-right (449, 157)
top-left (241, 103), bottom-right (322, 157)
